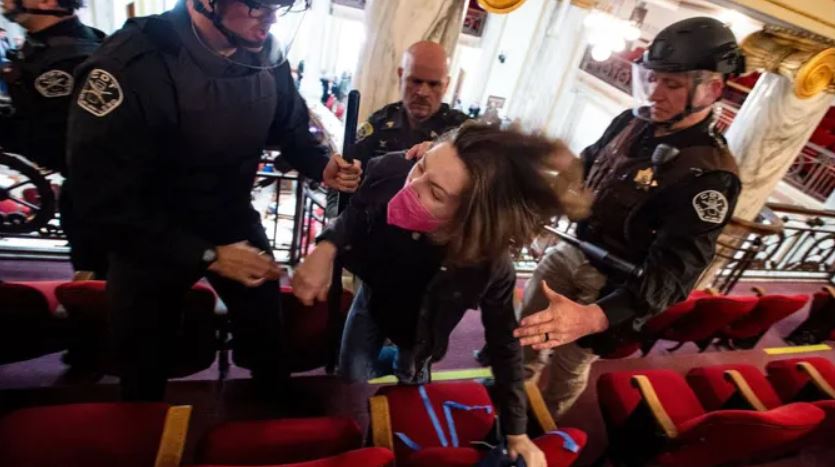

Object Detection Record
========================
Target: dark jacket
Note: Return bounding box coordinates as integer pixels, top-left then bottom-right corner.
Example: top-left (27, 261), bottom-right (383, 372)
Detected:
top-left (0, 16), bottom-right (103, 174)
top-left (575, 110), bottom-right (742, 353)
top-left (319, 153), bottom-right (527, 435)
top-left (67, 4), bottom-right (330, 273)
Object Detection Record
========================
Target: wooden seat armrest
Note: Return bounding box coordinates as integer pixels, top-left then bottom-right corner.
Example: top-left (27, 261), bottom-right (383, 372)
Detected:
top-left (797, 362), bottom-right (835, 399)
top-left (525, 380), bottom-right (557, 432)
top-left (723, 370), bottom-right (768, 411)
top-left (369, 395), bottom-right (394, 451)
top-left (154, 405), bottom-right (192, 467)
top-left (631, 375), bottom-right (678, 439)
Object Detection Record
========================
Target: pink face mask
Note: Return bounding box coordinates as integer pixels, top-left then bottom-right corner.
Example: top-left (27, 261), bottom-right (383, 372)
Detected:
top-left (387, 184), bottom-right (444, 233)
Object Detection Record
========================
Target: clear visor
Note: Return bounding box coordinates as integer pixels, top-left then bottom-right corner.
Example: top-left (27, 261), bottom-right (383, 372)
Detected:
top-left (631, 63), bottom-right (704, 122)
top-left (192, 0), bottom-right (310, 70)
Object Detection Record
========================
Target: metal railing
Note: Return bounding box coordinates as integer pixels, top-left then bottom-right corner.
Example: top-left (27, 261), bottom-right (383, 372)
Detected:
top-left (710, 203), bottom-right (835, 291)
top-left (784, 143), bottom-right (835, 202)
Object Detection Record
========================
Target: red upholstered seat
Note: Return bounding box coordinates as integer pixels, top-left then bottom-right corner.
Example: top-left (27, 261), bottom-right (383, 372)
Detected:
top-left (371, 381), bottom-right (585, 467)
top-left (196, 417), bottom-right (364, 465)
top-left (686, 364), bottom-right (782, 411)
top-left (0, 402), bottom-right (174, 467)
top-left (660, 295), bottom-right (759, 352)
top-left (0, 280), bottom-right (67, 363)
top-left (56, 280), bottom-right (218, 376)
top-left (766, 357), bottom-right (835, 402)
top-left (597, 369), bottom-right (824, 466)
top-left (279, 285), bottom-right (353, 372)
top-left (721, 294), bottom-right (808, 347)
top-left (190, 447), bottom-right (395, 467)
top-left (603, 290), bottom-right (713, 358)
top-left (690, 362), bottom-right (835, 447)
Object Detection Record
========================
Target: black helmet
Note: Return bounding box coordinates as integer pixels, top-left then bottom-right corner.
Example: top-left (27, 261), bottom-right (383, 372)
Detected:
top-left (642, 17), bottom-right (745, 75)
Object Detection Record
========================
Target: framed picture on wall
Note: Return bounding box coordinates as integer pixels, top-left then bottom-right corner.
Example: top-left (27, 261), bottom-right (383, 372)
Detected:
top-left (486, 95), bottom-right (506, 111)
top-left (332, 0), bottom-right (366, 9)
top-left (463, 0), bottom-right (488, 36)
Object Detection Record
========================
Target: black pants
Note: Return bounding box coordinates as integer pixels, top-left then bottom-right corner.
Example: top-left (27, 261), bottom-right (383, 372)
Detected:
top-left (60, 180), bottom-right (108, 276)
top-left (107, 223), bottom-right (286, 401)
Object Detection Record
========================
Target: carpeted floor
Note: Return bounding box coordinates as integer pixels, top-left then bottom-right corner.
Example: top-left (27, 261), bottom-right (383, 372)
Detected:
top-left (2, 259), bottom-right (835, 465)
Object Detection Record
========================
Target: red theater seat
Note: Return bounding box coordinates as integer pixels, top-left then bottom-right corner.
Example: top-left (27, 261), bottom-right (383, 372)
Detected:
top-left (0, 280), bottom-right (67, 363)
top-left (369, 381), bottom-right (586, 466)
top-left (191, 448), bottom-right (394, 467)
top-left (721, 292), bottom-right (808, 349)
top-left (660, 295), bottom-right (758, 352)
top-left (279, 285), bottom-right (353, 372)
top-left (686, 364), bottom-right (783, 411)
top-left (766, 357), bottom-right (835, 403)
top-left (0, 402), bottom-right (191, 467)
top-left (689, 362), bottom-right (834, 447)
top-left (597, 369), bottom-right (824, 466)
top-left (603, 290), bottom-right (715, 358)
top-left (194, 417), bottom-right (392, 467)
top-left (56, 280), bottom-right (218, 376)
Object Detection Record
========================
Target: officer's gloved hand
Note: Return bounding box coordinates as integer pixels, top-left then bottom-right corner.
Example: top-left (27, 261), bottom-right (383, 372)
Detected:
top-left (323, 154), bottom-right (362, 193)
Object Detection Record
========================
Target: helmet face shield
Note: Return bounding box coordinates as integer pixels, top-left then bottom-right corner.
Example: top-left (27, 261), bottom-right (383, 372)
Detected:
top-left (632, 63), bottom-right (706, 123)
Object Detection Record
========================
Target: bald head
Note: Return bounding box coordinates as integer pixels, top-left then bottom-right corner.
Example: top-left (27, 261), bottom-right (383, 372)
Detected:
top-left (398, 41), bottom-right (450, 124)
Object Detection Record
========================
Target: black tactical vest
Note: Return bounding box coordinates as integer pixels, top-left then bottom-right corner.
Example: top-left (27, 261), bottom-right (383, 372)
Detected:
top-left (579, 118), bottom-right (739, 267)
top-left (132, 17), bottom-right (279, 243)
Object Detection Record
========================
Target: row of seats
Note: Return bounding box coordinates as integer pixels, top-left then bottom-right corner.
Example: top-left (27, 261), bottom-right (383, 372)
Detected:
top-left (0, 380), bottom-right (588, 467)
top-left (597, 356), bottom-right (835, 466)
top-left (0, 280), bottom-right (353, 375)
top-left (787, 286), bottom-right (835, 345)
top-left (604, 287), bottom-right (809, 358)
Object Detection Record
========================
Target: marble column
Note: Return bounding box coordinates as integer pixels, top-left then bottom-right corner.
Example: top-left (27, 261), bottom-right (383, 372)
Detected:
top-left (726, 26), bottom-right (835, 222)
top-left (697, 26), bottom-right (835, 290)
top-left (506, 1), bottom-right (592, 132)
top-left (352, 0), bottom-right (467, 121)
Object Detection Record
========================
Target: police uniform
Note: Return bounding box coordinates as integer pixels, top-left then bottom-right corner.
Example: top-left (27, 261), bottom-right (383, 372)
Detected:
top-left (67, 3), bottom-right (330, 400)
top-left (0, 16), bottom-right (104, 273)
top-left (354, 101), bottom-right (469, 166)
top-left (326, 101), bottom-right (468, 216)
top-left (520, 109), bottom-right (741, 415)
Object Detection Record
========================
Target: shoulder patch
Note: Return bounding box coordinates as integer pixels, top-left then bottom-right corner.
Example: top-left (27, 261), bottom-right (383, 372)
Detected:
top-left (692, 190), bottom-right (729, 224)
top-left (35, 70), bottom-right (74, 98)
top-left (77, 69), bottom-right (124, 117)
top-left (356, 121), bottom-right (374, 142)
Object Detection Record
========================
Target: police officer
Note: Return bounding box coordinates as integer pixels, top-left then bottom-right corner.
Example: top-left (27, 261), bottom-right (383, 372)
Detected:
top-left (326, 41), bottom-right (468, 216)
top-left (67, 0), bottom-right (361, 401)
top-left (512, 17), bottom-right (745, 418)
top-left (0, 0), bottom-right (104, 274)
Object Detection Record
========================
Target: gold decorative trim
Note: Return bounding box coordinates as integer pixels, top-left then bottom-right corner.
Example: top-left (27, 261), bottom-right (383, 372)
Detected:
top-left (743, 30), bottom-right (835, 97)
top-left (570, 0), bottom-right (597, 9)
top-left (762, 1), bottom-right (835, 32)
top-left (795, 48), bottom-right (835, 98)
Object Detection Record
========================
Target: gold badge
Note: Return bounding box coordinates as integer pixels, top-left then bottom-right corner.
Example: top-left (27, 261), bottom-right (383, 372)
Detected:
top-left (356, 121), bottom-right (374, 142)
top-left (385, 121), bottom-right (395, 128)
top-left (633, 167), bottom-right (658, 190)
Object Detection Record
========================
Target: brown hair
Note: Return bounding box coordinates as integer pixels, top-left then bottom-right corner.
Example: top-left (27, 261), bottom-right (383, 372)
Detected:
top-left (437, 122), bottom-right (591, 266)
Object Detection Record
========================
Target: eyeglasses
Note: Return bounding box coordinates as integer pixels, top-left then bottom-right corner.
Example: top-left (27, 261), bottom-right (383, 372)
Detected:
top-left (238, 0), bottom-right (311, 19)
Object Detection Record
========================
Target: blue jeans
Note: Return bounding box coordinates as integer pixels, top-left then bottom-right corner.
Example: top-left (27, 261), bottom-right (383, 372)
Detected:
top-left (338, 285), bottom-right (429, 383)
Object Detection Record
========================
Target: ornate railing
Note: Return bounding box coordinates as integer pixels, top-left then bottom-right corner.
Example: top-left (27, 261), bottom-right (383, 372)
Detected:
top-left (784, 143), bottom-right (835, 202)
top-left (710, 203), bottom-right (835, 291)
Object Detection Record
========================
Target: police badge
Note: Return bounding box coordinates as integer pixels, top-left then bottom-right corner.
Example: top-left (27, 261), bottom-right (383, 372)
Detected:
top-left (77, 69), bottom-right (124, 117)
top-left (692, 190), bottom-right (729, 224)
top-left (35, 70), bottom-right (74, 98)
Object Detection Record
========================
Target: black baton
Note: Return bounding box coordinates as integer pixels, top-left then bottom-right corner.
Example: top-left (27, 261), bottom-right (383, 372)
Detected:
top-left (325, 90), bottom-right (360, 373)
top-left (543, 226), bottom-right (644, 279)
